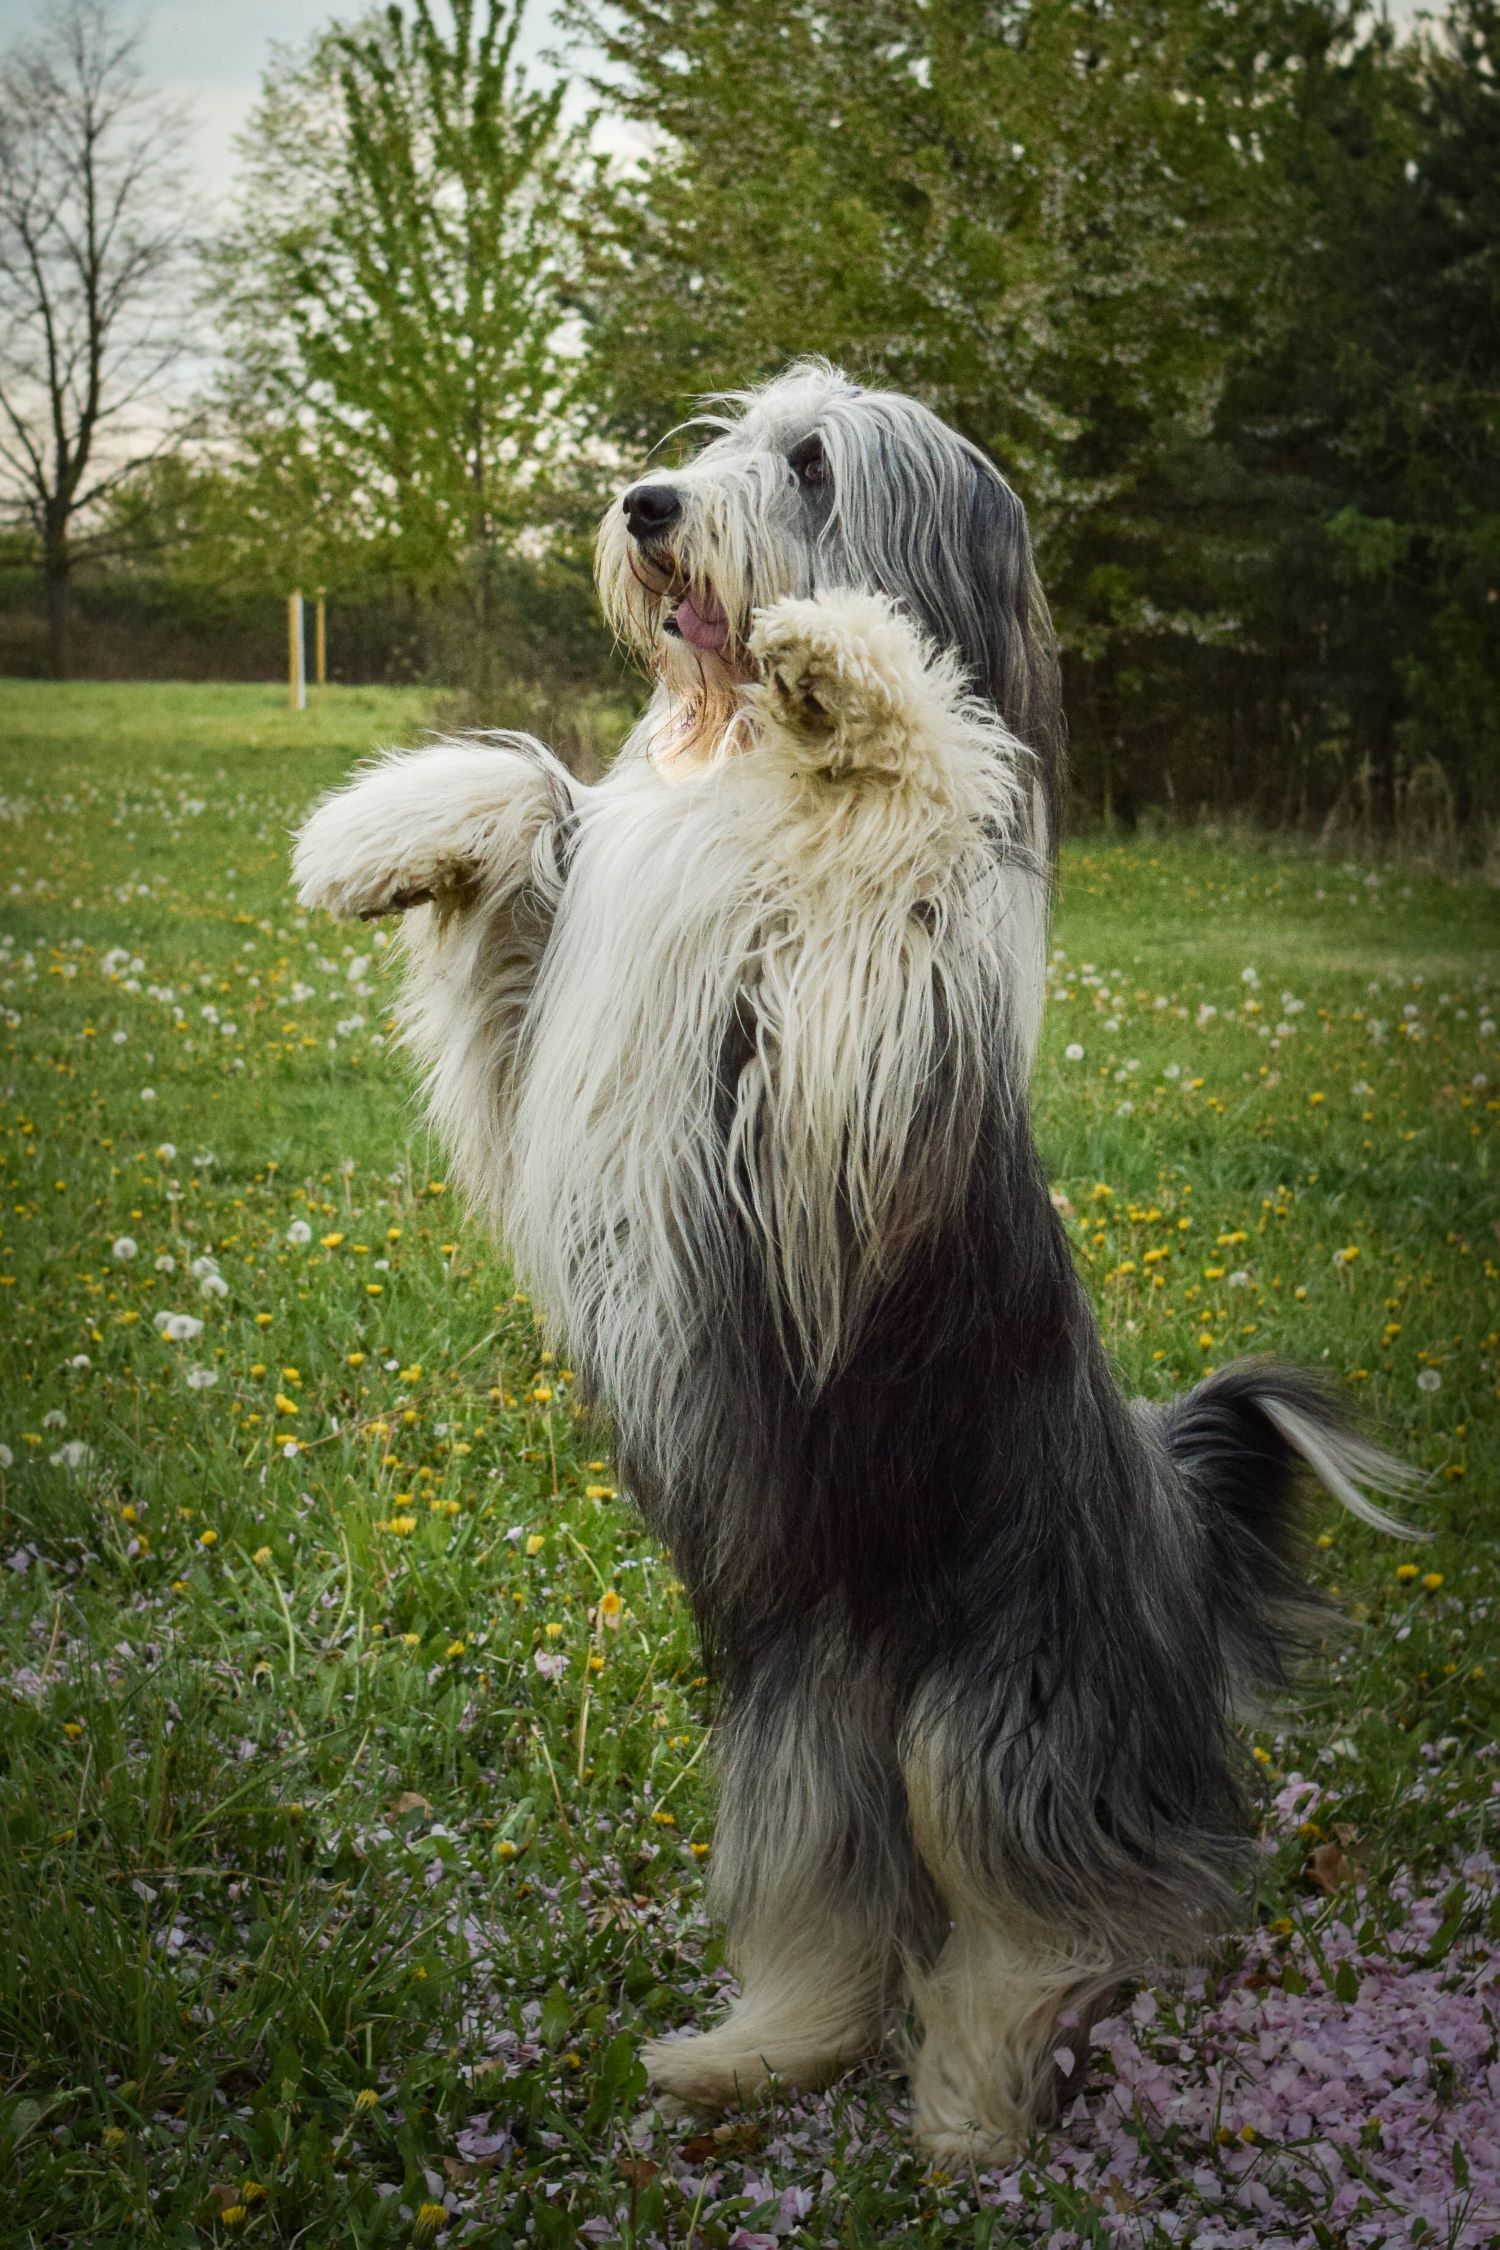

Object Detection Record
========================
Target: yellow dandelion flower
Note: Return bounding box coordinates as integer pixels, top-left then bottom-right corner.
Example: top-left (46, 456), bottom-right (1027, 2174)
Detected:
top-left (525, 1533), bottom-right (545, 1556)
top-left (274, 1394), bottom-right (298, 1416)
top-left (354, 2088), bottom-right (380, 2112)
top-left (445, 1639), bottom-right (466, 1658)
top-left (199, 1528), bottom-right (217, 1548)
top-left (1422, 1572), bottom-right (1444, 1592)
top-left (1395, 1563), bottom-right (1419, 1582)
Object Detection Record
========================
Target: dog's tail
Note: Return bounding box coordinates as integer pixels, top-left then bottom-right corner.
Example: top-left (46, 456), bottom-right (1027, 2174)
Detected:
top-left (1153, 1360), bottom-right (1425, 1700)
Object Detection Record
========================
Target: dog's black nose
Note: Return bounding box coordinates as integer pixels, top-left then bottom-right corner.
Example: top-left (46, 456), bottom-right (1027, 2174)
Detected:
top-left (622, 483), bottom-right (682, 540)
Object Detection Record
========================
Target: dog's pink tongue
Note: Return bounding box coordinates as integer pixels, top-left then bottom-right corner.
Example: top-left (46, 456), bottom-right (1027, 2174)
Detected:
top-left (675, 588), bottom-right (729, 654)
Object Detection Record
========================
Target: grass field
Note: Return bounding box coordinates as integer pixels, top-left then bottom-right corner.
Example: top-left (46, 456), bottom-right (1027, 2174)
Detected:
top-left (1, 678), bottom-right (1497, 2250)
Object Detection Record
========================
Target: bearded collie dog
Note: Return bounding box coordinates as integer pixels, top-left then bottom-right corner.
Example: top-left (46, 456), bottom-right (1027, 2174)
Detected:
top-left (293, 360), bottom-right (1415, 2163)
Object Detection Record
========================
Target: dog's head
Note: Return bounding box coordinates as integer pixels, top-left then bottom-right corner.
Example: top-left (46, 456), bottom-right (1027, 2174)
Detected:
top-left (596, 357), bottom-right (1062, 819)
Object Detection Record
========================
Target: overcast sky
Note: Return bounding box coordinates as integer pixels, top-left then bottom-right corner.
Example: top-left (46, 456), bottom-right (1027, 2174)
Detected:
top-left (0, 0), bottom-right (585, 210)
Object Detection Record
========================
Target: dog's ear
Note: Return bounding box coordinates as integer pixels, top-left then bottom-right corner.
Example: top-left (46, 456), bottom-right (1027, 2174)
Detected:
top-left (964, 464), bottom-right (1062, 761)
top-left (924, 453), bottom-right (1065, 857)
top-left (825, 407), bottom-right (1065, 853)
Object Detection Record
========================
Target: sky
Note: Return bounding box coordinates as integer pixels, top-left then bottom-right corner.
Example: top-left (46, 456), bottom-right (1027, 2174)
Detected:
top-left (0, 0), bottom-right (587, 212)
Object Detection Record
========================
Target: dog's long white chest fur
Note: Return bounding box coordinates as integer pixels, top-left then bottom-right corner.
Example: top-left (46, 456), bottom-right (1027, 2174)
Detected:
top-left (294, 364), bottom-right (1415, 2168)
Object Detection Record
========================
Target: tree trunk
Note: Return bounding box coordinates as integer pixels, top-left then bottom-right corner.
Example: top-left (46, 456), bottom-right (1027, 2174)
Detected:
top-left (43, 516), bottom-right (74, 681)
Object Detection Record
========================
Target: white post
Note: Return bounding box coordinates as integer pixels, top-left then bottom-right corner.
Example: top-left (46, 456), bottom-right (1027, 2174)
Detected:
top-left (288, 590), bottom-right (306, 711)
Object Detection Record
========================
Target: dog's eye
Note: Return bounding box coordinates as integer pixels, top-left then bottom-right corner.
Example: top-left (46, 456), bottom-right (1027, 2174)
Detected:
top-left (789, 435), bottom-right (829, 489)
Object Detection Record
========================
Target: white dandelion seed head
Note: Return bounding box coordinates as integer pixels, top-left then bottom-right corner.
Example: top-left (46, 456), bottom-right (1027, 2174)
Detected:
top-left (286, 1220), bottom-right (312, 1246)
top-left (1416, 1368), bottom-right (1442, 1393)
top-left (1064, 1042), bottom-right (1085, 1062)
top-left (111, 1236), bottom-right (137, 1262)
top-left (185, 1367), bottom-right (219, 1391)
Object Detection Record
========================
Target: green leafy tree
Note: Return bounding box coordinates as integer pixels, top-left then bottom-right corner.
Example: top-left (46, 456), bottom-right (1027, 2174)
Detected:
top-left (213, 0), bottom-right (588, 686)
top-left (562, 0), bottom-right (1497, 840)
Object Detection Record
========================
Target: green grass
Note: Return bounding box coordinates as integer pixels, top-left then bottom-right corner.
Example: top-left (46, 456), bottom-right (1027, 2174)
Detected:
top-left (0, 679), bottom-right (1496, 2248)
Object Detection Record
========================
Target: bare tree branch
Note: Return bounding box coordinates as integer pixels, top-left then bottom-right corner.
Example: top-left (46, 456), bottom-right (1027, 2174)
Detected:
top-left (0, 0), bottom-right (198, 672)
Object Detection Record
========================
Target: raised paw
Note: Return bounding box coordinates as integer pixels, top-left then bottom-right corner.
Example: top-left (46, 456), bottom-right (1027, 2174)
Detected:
top-left (292, 738), bottom-right (572, 925)
top-left (746, 589), bottom-right (954, 781)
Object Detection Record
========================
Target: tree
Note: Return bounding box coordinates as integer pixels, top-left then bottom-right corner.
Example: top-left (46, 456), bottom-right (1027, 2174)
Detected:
top-left (0, 0), bottom-right (197, 677)
top-left (213, 0), bottom-right (589, 690)
top-left (561, 0), bottom-right (1498, 839)
top-left (560, 0), bottom-right (1316, 801)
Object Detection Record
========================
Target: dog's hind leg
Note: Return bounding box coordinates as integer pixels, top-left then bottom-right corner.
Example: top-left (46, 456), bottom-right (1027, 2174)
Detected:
top-left (642, 1647), bottom-right (929, 2112)
top-left (900, 1729), bottom-right (1116, 2168)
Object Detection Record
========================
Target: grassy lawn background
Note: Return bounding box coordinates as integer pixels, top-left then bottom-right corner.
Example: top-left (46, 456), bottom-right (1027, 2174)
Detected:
top-left (0, 679), bottom-right (1496, 2248)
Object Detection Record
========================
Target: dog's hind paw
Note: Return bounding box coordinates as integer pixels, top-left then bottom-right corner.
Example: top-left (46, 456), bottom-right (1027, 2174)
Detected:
top-left (915, 2120), bottom-right (1028, 2173)
top-left (641, 2029), bottom-right (774, 2112)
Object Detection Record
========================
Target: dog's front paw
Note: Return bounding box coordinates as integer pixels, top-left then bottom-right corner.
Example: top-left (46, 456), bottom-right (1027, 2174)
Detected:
top-left (747, 591), bottom-right (943, 779)
top-left (302, 847), bottom-right (475, 923)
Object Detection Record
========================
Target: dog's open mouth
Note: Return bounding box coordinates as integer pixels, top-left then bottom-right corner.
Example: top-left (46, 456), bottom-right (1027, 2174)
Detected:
top-left (664, 584), bottom-right (731, 658)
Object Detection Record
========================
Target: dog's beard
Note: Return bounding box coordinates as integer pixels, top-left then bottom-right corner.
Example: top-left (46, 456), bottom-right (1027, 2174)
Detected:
top-left (613, 541), bottom-right (749, 676)
top-left (597, 508), bottom-right (778, 771)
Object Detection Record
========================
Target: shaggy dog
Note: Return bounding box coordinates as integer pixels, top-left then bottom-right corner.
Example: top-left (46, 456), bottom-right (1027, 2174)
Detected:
top-left (293, 360), bottom-right (1415, 2163)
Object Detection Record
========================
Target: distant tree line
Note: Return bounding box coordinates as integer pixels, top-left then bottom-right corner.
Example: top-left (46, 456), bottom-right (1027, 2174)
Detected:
top-left (0, 0), bottom-right (1495, 847)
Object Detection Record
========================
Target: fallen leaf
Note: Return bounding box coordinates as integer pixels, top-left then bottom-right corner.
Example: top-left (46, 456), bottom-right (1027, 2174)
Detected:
top-left (1308, 1841), bottom-right (1350, 1893)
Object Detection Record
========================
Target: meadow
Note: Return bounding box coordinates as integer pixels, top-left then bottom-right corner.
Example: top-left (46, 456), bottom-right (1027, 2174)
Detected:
top-left (0, 677), bottom-right (1496, 2250)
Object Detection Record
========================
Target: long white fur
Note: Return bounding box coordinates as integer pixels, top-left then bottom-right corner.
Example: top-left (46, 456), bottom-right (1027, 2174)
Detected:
top-left (295, 591), bottom-right (1040, 1407)
top-left (1258, 1398), bottom-right (1427, 1541)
